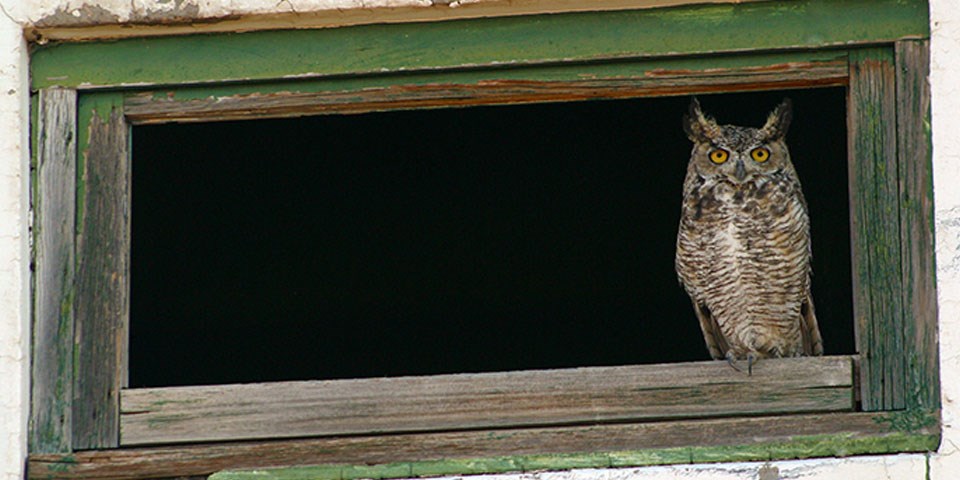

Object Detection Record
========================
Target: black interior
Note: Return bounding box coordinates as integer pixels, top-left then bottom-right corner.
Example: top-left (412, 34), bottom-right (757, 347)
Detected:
top-left (130, 88), bottom-right (853, 387)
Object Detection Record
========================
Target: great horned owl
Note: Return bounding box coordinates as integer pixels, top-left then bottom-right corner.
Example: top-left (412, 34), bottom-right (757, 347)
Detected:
top-left (675, 98), bottom-right (823, 374)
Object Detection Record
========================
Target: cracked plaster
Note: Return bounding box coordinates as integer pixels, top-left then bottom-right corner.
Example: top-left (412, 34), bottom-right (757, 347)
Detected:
top-left (0, 5), bottom-right (27, 480)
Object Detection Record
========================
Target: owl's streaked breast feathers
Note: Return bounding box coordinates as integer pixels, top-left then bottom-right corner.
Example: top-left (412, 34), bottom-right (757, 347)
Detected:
top-left (675, 98), bottom-right (823, 370)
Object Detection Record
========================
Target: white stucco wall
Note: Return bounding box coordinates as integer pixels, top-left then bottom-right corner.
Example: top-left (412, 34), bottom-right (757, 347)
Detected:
top-left (0, 5), bottom-right (30, 480)
top-left (1, 1), bottom-right (958, 479)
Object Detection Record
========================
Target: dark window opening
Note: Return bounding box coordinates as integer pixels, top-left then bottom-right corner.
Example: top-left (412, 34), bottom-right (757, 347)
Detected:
top-left (130, 88), bottom-right (853, 387)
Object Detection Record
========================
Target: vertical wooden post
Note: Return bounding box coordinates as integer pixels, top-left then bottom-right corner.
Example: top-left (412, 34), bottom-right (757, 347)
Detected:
top-left (30, 88), bottom-right (77, 453)
top-left (895, 39), bottom-right (939, 412)
top-left (73, 96), bottom-right (130, 449)
top-left (848, 47), bottom-right (905, 411)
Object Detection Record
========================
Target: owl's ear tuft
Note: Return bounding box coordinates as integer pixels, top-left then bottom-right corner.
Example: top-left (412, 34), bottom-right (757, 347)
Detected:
top-left (683, 98), bottom-right (722, 142)
top-left (760, 98), bottom-right (793, 141)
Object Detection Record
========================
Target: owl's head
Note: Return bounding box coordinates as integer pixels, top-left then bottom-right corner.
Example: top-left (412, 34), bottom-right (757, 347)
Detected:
top-left (683, 98), bottom-right (793, 184)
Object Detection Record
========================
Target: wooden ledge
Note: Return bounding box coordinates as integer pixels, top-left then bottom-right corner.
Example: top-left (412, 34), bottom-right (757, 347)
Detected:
top-left (121, 356), bottom-right (854, 446)
top-left (30, 409), bottom-right (939, 480)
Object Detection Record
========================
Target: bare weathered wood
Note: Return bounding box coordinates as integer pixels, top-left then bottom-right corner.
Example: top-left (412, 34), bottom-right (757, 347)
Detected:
top-left (73, 102), bottom-right (130, 449)
top-left (121, 356), bottom-right (853, 446)
top-left (848, 48), bottom-right (904, 411)
top-left (22, 0), bottom-right (782, 44)
top-left (30, 88), bottom-right (77, 454)
top-left (123, 59), bottom-right (847, 124)
top-left (30, 410), bottom-right (937, 480)
top-left (896, 39), bottom-right (939, 412)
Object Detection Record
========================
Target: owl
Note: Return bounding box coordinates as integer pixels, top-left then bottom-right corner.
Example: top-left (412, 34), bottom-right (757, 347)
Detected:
top-left (675, 98), bottom-right (823, 374)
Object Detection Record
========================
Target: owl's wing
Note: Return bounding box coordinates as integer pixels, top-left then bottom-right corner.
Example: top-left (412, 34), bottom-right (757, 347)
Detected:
top-left (692, 301), bottom-right (729, 360)
top-left (800, 293), bottom-right (824, 356)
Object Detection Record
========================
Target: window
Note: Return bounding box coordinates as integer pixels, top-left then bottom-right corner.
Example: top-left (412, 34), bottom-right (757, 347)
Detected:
top-left (129, 90), bottom-right (853, 388)
top-left (28, 1), bottom-right (937, 478)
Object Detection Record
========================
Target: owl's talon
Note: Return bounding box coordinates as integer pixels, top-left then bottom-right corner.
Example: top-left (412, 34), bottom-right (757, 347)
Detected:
top-left (747, 353), bottom-right (758, 376)
top-left (725, 352), bottom-right (743, 373)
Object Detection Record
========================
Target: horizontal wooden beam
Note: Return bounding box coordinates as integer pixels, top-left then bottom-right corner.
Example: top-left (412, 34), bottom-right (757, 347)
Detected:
top-left (29, 410), bottom-right (938, 480)
top-left (120, 356), bottom-right (853, 446)
top-left (31, 0), bottom-right (926, 90)
top-left (29, 0), bottom-right (770, 43)
top-left (123, 56), bottom-right (848, 124)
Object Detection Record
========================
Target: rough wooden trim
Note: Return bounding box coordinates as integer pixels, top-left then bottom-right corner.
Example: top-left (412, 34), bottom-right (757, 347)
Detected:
top-left (29, 410), bottom-right (939, 480)
top-left (120, 356), bottom-right (854, 446)
top-left (30, 0), bottom-right (927, 90)
top-left (73, 102), bottom-right (130, 450)
top-left (847, 47), bottom-right (905, 411)
top-left (30, 0), bottom-right (771, 43)
top-left (30, 88), bottom-right (78, 454)
top-left (123, 59), bottom-right (848, 124)
top-left (895, 39), bottom-right (939, 412)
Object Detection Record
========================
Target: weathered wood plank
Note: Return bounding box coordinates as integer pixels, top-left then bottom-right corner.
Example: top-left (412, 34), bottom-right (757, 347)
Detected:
top-left (123, 59), bottom-right (848, 124)
top-left (73, 99), bottom-right (130, 450)
top-left (847, 48), bottom-right (904, 411)
top-left (30, 410), bottom-right (938, 480)
top-left (120, 356), bottom-right (853, 446)
top-left (21, 0), bottom-right (787, 43)
top-left (896, 39), bottom-right (939, 412)
top-left (30, 0), bottom-right (928, 90)
top-left (30, 88), bottom-right (77, 454)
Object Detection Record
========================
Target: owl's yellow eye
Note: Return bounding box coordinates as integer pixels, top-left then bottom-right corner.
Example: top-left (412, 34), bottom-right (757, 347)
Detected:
top-left (708, 149), bottom-right (729, 164)
top-left (751, 147), bottom-right (771, 163)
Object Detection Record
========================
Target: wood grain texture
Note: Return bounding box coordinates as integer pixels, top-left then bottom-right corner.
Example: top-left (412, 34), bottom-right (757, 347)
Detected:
top-left (121, 356), bottom-right (853, 446)
top-left (123, 59), bottom-right (848, 124)
top-left (895, 39), bottom-right (939, 412)
top-left (73, 102), bottom-right (130, 450)
top-left (30, 0), bottom-right (927, 90)
top-left (847, 48), bottom-right (905, 411)
top-left (30, 88), bottom-right (77, 454)
top-left (31, 0), bottom-right (772, 43)
top-left (30, 410), bottom-right (938, 480)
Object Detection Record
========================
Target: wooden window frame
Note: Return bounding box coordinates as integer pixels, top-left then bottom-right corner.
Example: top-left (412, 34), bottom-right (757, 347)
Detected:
top-left (27, 1), bottom-right (938, 478)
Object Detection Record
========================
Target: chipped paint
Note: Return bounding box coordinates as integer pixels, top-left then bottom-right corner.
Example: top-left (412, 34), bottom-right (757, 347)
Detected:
top-left (29, 0), bottom-right (210, 31)
top-left (32, 4), bottom-right (120, 27)
top-left (20, 0), bottom-right (770, 42)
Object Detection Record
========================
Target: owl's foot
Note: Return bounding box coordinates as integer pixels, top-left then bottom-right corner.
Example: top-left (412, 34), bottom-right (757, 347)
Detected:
top-left (746, 352), bottom-right (759, 376)
top-left (724, 352), bottom-right (759, 375)
top-left (725, 351), bottom-right (743, 373)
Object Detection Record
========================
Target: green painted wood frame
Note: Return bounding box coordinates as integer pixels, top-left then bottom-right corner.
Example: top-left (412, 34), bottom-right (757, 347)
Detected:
top-left (27, 0), bottom-right (938, 478)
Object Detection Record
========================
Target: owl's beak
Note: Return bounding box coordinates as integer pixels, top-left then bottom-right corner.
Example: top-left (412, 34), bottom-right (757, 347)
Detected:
top-left (734, 159), bottom-right (747, 182)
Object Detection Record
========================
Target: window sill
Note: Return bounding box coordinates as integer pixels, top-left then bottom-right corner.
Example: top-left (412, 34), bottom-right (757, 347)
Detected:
top-left (28, 408), bottom-right (939, 480)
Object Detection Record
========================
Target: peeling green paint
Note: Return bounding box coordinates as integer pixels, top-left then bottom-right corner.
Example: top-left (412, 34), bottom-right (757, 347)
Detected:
top-left (521, 453), bottom-right (612, 471)
top-left (75, 92), bottom-right (124, 240)
top-left (46, 455), bottom-right (77, 472)
top-left (873, 409), bottom-right (938, 432)
top-left (209, 431), bottom-right (939, 480)
top-left (31, 0), bottom-right (927, 90)
top-left (608, 448), bottom-right (692, 467)
top-left (410, 457), bottom-right (526, 477)
top-left (341, 462), bottom-right (413, 480)
top-left (129, 49), bottom-right (849, 105)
